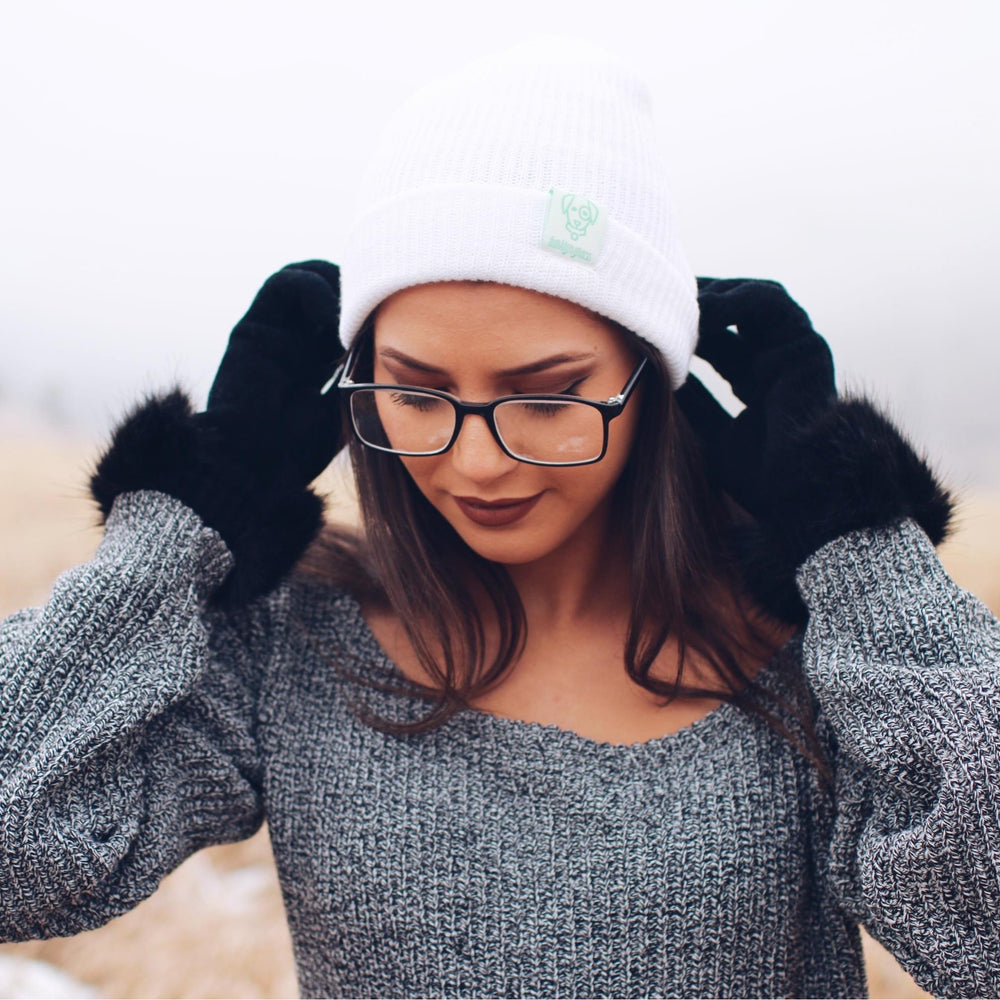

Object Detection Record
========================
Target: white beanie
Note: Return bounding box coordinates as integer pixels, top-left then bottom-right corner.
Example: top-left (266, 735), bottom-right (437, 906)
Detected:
top-left (339, 37), bottom-right (698, 389)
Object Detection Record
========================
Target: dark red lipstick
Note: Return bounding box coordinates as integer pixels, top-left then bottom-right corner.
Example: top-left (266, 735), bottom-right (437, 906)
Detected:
top-left (453, 493), bottom-right (543, 527)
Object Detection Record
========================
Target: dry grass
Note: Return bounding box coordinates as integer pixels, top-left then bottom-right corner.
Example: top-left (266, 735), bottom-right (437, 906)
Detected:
top-left (2, 428), bottom-right (997, 998)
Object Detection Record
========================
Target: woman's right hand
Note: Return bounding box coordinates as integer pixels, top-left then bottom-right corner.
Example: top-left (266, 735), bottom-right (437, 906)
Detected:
top-left (90, 260), bottom-right (345, 608)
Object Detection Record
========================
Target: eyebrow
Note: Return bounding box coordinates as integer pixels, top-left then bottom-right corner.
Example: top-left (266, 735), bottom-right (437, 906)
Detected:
top-left (378, 347), bottom-right (597, 378)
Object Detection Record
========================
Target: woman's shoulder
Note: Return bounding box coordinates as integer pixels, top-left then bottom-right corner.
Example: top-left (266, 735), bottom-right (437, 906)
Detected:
top-left (192, 526), bottom-right (377, 679)
top-left (282, 568), bottom-right (367, 633)
top-left (294, 521), bottom-right (381, 597)
top-left (277, 522), bottom-right (388, 663)
top-left (742, 626), bottom-right (824, 739)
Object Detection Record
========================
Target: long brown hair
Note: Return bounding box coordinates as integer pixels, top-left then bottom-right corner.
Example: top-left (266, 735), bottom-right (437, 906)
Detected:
top-left (297, 310), bottom-right (830, 783)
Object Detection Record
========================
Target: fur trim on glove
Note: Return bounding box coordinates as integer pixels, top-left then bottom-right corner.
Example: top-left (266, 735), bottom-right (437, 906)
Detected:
top-left (733, 397), bottom-right (954, 624)
top-left (90, 388), bottom-right (325, 608)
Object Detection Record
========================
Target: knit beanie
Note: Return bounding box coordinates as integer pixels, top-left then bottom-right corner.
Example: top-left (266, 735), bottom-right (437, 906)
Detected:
top-left (339, 37), bottom-right (698, 389)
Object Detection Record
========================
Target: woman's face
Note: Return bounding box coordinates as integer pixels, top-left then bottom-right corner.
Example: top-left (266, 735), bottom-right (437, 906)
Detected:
top-left (371, 281), bottom-right (643, 568)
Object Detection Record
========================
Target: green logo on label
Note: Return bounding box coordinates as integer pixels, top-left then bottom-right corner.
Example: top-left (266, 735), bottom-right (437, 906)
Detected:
top-left (559, 193), bottom-right (599, 241)
top-left (540, 187), bottom-right (608, 267)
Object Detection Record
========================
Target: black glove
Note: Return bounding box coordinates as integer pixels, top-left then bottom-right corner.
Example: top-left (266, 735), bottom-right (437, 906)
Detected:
top-left (90, 260), bottom-right (344, 608)
top-left (676, 276), bottom-right (953, 624)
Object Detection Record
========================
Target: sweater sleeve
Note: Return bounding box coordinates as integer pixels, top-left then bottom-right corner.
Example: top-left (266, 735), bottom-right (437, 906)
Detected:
top-left (0, 489), bottom-right (274, 942)
top-left (796, 517), bottom-right (1000, 998)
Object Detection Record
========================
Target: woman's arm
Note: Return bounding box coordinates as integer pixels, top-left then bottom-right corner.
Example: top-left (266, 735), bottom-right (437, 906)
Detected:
top-left (798, 518), bottom-right (1000, 997)
top-left (678, 277), bottom-right (998, 994)
top-left (0, 489), bottom-right (274, 941)
top-left (0, 260), bottom-right (343, 942)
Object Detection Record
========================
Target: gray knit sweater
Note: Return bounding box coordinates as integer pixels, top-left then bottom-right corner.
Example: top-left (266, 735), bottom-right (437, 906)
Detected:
top-left (2, 490), bottom-right (999, 998)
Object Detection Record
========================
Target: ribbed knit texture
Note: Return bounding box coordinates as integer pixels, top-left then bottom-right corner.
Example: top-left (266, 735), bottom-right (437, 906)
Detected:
top-left (338, 39), bottom-right (699, 388)
top-left (2, 490), bottom-right (999, 998)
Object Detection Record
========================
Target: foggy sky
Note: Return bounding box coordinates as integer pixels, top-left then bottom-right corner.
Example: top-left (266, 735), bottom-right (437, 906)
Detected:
top-left (1, 0), bottom-right (998, 489)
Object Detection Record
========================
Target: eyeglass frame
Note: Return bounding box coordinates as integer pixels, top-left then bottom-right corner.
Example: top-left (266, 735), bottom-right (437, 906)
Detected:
top-left (328, 346), bottom-right (648, 467)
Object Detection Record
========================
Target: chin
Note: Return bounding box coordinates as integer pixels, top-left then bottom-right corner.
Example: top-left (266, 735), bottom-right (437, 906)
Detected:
top-left (449, 521), bottom-right (556, 566)
top-left (439, 497), bottom-right (591, 569)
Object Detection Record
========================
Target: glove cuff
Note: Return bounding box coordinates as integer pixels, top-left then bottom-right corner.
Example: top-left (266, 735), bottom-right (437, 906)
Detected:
top-left (89, 388), bottom-right (326, 607)
top-left (735, 397), bottom-right (954, 624)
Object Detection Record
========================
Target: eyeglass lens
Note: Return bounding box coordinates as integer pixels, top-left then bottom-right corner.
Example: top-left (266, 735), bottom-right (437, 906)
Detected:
top-left (350, 389), bottom-right (605, 463)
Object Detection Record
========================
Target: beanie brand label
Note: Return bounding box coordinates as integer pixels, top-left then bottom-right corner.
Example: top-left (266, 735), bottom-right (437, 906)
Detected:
top-left (540, 188), bottom-right (607, 266)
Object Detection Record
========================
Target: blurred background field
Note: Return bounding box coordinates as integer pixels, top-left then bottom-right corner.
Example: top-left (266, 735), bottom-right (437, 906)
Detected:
top-left (1, 425), bottom-right (997, 997)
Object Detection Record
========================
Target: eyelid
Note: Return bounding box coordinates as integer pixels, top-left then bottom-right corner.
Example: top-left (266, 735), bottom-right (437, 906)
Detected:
top-left (513, 368), bottom-right (593, 393)
top-left (379, 364), bottom-right (593, 396)
top-left (548, 377), bottom-right (587, 397)
top-left (379, 364), bottom-right (445, 390)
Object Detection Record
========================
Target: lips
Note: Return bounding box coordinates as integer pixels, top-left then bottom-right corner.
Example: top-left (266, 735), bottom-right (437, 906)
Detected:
top-left (453, 493), bottom-right (543, 527)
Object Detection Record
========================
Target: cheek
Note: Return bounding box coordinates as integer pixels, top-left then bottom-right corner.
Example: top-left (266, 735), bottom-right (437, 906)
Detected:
top-left (398, 454), bottom-right (439, 496)
top-left (600, 405), bottom-right (641, 480)
top-left (544, 411), bottom-right (641, 513)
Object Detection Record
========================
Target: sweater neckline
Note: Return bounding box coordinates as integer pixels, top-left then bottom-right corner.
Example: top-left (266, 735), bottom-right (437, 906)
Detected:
top-left (336, 591), bottom-right (797, 761)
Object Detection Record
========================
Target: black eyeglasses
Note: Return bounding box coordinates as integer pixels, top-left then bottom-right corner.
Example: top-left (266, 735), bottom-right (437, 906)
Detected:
top-left (332, 348), bottom-right (647, 467)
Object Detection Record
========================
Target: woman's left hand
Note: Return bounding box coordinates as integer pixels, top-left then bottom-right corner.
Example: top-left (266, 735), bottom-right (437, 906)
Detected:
top-left (676, 277), bottom-right (953, 623)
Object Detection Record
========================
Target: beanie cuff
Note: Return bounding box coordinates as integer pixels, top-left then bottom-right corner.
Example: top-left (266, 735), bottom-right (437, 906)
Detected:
top-left (340, 184), bottom-right (698, 389)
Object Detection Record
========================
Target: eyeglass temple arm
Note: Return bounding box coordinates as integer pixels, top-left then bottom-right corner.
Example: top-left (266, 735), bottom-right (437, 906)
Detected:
top-left (320, 346), bottom-right (357, 396)
top-left (606, 356), bottom-right (647, 405)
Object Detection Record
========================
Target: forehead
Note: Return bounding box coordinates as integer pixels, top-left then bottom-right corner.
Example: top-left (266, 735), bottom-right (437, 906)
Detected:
top-left (373, 281), bottom-right (627, 363)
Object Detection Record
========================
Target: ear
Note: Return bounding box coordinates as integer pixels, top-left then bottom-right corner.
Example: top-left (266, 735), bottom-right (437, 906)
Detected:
top-left (561, 192), bottom-right (575, 213)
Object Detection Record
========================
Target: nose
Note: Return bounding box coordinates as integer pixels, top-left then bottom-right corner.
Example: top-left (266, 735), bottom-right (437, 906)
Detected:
top-left (449, 413), bottom-right (518, 484)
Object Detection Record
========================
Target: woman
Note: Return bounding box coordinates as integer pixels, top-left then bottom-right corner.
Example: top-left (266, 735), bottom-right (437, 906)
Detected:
top-left (2, 40), bottom-right (999, 999)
